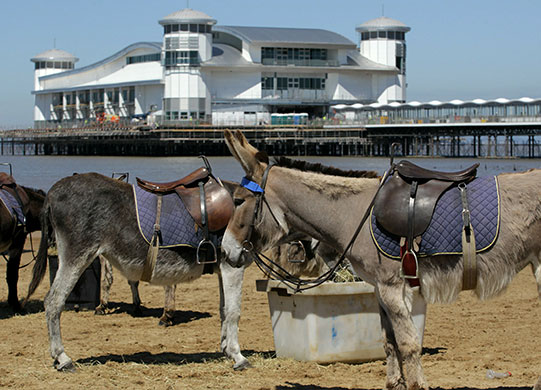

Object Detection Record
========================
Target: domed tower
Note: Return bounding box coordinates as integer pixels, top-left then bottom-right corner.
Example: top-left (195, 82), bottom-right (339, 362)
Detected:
top-left (158, 8), bottom-right (216, 123)
top-left (30, 48), bottom-right (78, 91)
top-left (356, 17), bottom-right (410, 103)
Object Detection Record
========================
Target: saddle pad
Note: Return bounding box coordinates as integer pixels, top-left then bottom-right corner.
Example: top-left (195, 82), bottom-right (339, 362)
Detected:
top-left (0, 189), bottom-right (24, 226)
top-left (370, 176), bottom-right (499, 259)
top-left (133, 185), bottom-right (221, 249)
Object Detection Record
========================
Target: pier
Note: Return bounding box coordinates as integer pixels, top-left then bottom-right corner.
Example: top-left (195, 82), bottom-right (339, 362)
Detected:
top-left (0, 122), bottom-right (540, 158)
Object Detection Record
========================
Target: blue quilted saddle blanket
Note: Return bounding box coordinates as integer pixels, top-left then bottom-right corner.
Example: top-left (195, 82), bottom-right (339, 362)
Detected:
top-left (370, 176), bottom-right (500, 259)
top-left (133, 185), bottom-right (222, 249)
top-left (0, 189), bottom-right (24, 226)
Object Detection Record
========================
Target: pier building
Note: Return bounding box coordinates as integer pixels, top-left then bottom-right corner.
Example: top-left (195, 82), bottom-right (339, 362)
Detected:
top-left (31, 8), bottom-right (410, 129)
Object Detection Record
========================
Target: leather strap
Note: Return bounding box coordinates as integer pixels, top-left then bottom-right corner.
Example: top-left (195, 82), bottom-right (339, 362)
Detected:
top-left (141, 194), bottom-right (163, 282)
top-left (459, 183), bottom-right (477, 290)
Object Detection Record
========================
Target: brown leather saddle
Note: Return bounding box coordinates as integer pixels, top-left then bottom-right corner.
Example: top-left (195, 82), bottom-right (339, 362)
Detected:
top-left (0, 167), bottom-right (30, 224)
top-left (373, 159), bottom-right (479, 285)
top-left (136, 157), bottom-right (234, 264)
top-left (373, 160), bottom-right (479, 239)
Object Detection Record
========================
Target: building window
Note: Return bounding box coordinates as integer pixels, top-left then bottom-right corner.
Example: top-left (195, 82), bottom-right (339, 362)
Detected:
top-left (189, 24), bottom-right (197, 32)
top-left (388, 31), bottom-right (395, 40)
top-left (369, 31), bottom-right (377, 39)
top-left (180, 23), bottom-right (188, 31)
top-left (261, 47), bottom-right (330, 66)
top-left (361, 32), bottom-right (369, 41)
top-left (261, 77), bottom-right (274, 90)
top-left (126, 53), bottom-right (161, 65)
top-left (164, 51), bottom-right (199, 66)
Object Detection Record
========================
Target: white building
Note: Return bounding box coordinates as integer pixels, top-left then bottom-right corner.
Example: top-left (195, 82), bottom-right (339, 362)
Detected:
top-left (31, 8), bottom-right (410, 128)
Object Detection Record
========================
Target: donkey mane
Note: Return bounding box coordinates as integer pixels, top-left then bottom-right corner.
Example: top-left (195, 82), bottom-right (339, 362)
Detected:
top-left (272, 156), bottom-right (379, 178)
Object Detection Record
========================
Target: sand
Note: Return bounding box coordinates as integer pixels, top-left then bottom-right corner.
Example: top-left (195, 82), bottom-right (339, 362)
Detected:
top-left (0, 233), bottom-right (539, 390)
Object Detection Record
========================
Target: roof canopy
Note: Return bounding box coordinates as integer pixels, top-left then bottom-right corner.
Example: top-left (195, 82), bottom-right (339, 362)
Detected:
top-left (331, 97), bottom-right (541, 111)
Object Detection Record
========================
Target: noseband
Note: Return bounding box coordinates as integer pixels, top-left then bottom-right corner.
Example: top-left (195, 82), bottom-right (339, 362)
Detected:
top-left (240, 163), bottom-right (280, 252)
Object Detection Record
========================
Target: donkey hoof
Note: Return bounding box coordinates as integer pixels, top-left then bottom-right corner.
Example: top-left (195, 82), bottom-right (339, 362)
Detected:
top-left (94, 305), bottom-right (106, 315)
top-left (233, 360), bottom-right (251, 371)
top-left (55, 360), bottom-right (76, 372)
top-left (158, 317), bottom-right (173, 327)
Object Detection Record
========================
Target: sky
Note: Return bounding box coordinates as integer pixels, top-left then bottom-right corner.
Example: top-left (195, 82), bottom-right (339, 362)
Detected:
top-left (1, 0), bottom-right (540, 128)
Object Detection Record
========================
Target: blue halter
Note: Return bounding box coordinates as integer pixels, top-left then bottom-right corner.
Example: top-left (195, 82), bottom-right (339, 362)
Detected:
top-left (240, 177), bottom-right (264, 193)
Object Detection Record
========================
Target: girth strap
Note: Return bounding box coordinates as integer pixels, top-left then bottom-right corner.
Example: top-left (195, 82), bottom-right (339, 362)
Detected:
top-left (141, 194), bottom-right (163, 282)
top-left (459, 183), bottom-right (477, 290)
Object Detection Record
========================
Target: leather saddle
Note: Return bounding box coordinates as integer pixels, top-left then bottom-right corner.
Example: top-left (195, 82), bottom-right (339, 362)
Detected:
top-left (373, 160), bottom-right (479, 239)
top-left (0, 172), bottom-right (30, 220)
top-left (136, 167), bottom-right (233, 233)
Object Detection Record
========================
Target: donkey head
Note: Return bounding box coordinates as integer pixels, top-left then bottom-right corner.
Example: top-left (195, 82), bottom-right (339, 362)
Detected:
top-left (223, 130), bottom-right (297, 267)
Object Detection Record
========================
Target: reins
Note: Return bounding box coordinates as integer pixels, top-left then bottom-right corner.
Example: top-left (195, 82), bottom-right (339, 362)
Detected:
top-left (2, 230), bottom-right (38, 269)
top-left (241, 160), bottom-right (396, 293)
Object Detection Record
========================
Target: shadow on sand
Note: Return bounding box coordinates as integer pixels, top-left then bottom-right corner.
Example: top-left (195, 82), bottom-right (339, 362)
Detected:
top-left (77, 350), bottom-right (275, 366)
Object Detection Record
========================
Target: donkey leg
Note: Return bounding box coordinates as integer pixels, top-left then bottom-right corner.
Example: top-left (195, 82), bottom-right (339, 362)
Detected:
top-left (218, 260), bottom-right (250, 370)
top-left (376, 282), bottom-right (427, 390)
top-left (46, 251), bottom-right (96, 372)
top-left (6, 233), bottom-right (25, 312)
top-left (378, 303), bottom-right (406, 390)
top-left (159, 285), bottom-right (176, 326)
top-left (128, 280), bottom-right (142, 317)
top-left (95, 256), bottom-right (113, 315)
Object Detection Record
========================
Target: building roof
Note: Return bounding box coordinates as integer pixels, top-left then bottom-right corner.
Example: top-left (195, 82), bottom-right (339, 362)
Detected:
top-left (203, 44), bottom-right (257, 68)
top-left (213, 26), bottom-right (356, 48)
top-left (159, 8), bottom-right (216, 25)
top-left (355, 16), bottom-right (410, 33)
top-left (39, 42), bottom-right (161, 81)
top-left (31, 48), bottom-right (79, 63)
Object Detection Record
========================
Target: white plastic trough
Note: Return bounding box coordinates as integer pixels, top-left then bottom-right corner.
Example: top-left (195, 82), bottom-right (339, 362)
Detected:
top-left (256, 279), bottom-right (427, 363)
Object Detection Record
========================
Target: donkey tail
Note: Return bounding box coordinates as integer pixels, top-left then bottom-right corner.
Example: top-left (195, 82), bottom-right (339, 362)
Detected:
top-left (24, 200), bottom-right (51, 304)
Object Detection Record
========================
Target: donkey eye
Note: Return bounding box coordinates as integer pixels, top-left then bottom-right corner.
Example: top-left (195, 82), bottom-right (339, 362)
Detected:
top-left (233, 198), bottom-right (245, 207)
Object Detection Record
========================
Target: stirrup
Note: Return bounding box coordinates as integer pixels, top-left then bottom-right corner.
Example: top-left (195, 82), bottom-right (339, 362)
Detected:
top-left (287, 240), bottom-right (306, 263)
top-left (399, 249), bottom-right (419, 279)
top-left (196, 239), bottom-right (218, 264)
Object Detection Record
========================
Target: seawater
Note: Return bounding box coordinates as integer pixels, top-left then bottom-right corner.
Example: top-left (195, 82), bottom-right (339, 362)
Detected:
top-left (0, 155), bottom-right (539, 191)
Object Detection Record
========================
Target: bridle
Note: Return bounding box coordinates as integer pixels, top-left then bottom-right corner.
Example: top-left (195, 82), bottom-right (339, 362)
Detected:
top-left (239, 160), bottom-right (395, 292)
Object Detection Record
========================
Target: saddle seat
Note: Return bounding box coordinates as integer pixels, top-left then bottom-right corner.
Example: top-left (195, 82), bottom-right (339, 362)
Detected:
top-left (136, 167), bottom-right (209, 193)
top-left (136, 167), bottom-right (233, 232)
top-left (373, 160), bottom-right (479, 239)
top-left (396, 160), bottom-right (479, 182)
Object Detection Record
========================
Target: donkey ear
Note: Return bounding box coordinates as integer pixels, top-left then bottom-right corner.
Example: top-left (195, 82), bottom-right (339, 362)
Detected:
top-left (224, 130), bottom-right (265, 180)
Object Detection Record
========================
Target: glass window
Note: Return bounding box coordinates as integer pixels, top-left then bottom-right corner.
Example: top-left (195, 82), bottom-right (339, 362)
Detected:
top-left (189, 24), bottom-right (197, 32)
top-left (172, 24), bottom-right (179, 32)
top-left (378, 31), bottom-right (386, 38)
top-left (205, 25), bottom-right (212, 34)
top-left (180, 112), bottom-right (188, 119)
top-left (361, 32), bottom-right (369, 40)
top-left (388, 31), bottom-right (395, 40)
top-left (46, 61), bottom-right (53, 68)
top-left (165, 25), bottom-right (171, 34)
top-left (397, 32), bottom-right (405, 40)
top-left (370, 31), bottom-right (377, 39)
top-left (277, 77), bottom-right (288, 90)
top-left (180, 23), bottom-right (188, 31)
top-left (198, 24), bottom-right (206, 33)
top-left (261, 77), bottom-right (274, 90)
top-left (199, 112), bottom-right (205, 119)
